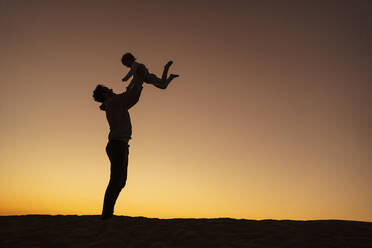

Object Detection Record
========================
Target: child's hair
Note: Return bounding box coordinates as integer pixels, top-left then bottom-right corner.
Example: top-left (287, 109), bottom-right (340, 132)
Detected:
top-left (121, 52), bottom-right (136, 65)
top-left (93, 84), bottom-right (106, 103)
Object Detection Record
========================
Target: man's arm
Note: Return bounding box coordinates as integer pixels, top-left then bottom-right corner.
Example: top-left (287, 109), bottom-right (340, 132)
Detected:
top-left (123, 64), bottom-right (146, 109)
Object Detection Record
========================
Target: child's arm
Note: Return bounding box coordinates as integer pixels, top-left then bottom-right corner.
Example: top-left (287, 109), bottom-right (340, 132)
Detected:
top-left (122, 68), bottom-right (134, 82)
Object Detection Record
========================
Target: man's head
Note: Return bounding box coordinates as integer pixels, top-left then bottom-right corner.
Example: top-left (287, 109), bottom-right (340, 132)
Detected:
top-left (93, 84), bottom-right (114, 103)
top-left (121, 52), bottom-right (136, 67)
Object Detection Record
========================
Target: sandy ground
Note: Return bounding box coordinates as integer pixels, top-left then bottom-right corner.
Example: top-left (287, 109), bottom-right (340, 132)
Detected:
top-left (0, 215), bottom-right (371, 247)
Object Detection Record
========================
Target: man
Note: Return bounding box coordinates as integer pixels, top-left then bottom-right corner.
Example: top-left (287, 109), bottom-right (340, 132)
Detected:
top-left (92, 65), bottom-right (146, 220)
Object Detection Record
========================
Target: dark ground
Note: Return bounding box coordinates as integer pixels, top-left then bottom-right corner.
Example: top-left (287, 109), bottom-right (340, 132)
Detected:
top-left (1, 215), bottom-right (372, 247)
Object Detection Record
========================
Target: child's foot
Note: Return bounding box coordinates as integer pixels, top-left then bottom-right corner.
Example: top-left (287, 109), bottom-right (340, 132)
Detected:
top-left (169, 74), bottom-right (179, 79)
top-left (165, 74), bottom-right (179, 87)
top-left (165, 61), bottom-right (173, 68)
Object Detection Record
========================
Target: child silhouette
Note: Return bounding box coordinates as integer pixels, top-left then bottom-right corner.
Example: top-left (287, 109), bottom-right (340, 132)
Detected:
top-left (121, 53), bottom-right (179, 89)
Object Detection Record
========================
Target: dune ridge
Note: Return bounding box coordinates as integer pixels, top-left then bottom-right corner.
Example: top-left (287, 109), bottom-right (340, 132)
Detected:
top-left (1, 215), bottom-right (372, 247)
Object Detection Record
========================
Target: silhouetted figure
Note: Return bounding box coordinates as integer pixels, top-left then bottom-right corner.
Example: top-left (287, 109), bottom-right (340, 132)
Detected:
top-left (121, 52), bottom-right (179, 89)
top-left (93, 65), bottom-right (146, 220)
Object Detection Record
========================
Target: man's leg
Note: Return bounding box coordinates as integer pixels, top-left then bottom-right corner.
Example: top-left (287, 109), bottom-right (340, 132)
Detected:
top-left (102, 140), bottom-right (129, 219)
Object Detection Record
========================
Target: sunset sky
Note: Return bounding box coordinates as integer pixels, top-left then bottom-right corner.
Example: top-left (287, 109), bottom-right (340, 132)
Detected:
top-left (1, 0), bottom-right (371, 221)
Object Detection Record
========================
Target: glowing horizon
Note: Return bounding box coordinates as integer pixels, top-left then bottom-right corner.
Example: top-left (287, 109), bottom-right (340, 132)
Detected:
top-left (1, 1), bottom-right (371, 221)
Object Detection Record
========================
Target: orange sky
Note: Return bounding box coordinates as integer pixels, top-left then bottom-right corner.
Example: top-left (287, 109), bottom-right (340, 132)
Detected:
top-left (1, 0), bottom-right (371, 221)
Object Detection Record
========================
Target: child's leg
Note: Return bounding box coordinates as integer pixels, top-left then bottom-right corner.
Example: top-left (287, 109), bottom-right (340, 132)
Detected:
top-left (161, 61), bottom-right (173, 83)
top-left (145, 73), bottom-right (165, 89)
top-left (157, 61), bottom-right (178, 89)
top-left (143, 61), bottom-right (178, 90)
top-left (165, 74), bottom-right (179, 86)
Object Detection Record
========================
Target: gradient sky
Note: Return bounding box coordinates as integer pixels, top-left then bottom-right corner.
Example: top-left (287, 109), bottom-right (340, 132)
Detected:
top-left (1, 0), bottom-right (371, 221)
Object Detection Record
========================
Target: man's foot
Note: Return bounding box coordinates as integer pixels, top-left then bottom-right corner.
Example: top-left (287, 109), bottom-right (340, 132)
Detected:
top-left (101, 209), bottom-right (114, 220)
top-left (101, 211), bottom-right (113, 220)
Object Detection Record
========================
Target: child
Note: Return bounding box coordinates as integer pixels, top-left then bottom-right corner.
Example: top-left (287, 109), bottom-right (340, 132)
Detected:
top-left (121, 52), bottom-right (179, 89)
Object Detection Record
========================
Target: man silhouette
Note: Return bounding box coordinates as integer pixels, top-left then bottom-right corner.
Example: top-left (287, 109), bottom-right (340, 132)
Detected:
top-left (92, 65), bottom-right (146, 220)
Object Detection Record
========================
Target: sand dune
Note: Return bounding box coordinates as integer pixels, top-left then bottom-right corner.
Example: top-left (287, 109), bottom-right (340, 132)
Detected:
top-left (1, 215), bottom-right (371, 247)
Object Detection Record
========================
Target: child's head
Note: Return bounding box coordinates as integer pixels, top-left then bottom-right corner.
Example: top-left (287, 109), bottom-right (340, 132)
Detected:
top-left (121, 53), bottom-right (136, 67)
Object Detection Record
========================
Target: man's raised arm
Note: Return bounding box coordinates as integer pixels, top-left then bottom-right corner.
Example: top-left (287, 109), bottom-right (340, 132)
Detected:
top-left (124, 64), bottom-right (146, 109)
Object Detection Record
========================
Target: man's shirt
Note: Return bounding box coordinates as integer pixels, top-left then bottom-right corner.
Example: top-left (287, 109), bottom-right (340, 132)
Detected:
top-left (103, 81), bottom-right (143, 141)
